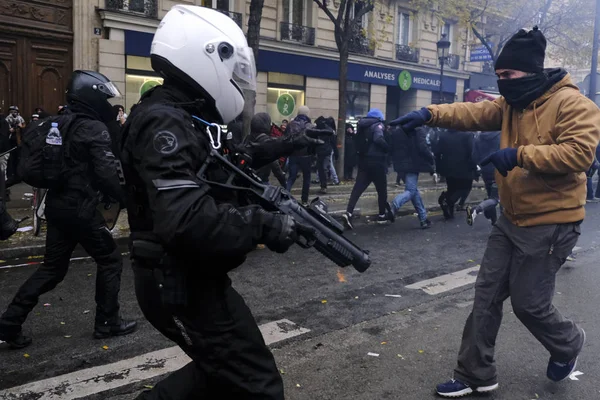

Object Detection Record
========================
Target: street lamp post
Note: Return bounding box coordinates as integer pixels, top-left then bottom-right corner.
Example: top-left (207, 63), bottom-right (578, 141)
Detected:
top-left (437, 33), bottom-right (451, 104)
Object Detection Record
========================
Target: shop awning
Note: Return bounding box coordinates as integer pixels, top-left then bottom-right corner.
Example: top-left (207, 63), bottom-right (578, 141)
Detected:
top-left (464, 90), bottom-right (499, 103)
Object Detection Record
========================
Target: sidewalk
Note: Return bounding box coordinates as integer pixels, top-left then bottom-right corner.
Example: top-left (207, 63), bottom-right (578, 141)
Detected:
top-left (1, 177), bottom-right (487, 259)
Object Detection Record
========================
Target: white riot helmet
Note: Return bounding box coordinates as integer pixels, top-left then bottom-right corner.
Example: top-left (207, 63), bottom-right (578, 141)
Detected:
top-left (150, 5), bottom-right (256, 124)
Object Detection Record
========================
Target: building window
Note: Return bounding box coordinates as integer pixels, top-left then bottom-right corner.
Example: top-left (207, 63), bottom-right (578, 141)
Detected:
top-left (350, 1), bottom-right (369, 31)
top-left (267, 72), bottom-right (305, 125)
top-left (283, 0), bottom-right (305, 26)
top-left (398, 12), bottom-right (411, 46)
top-left (125, 56), bottom-right (163, 113)
top-left (442, 22), bottom-right (456, 52)
top-left (431, 91), bottom-right (455, 105)
top-left (201, 0), bottom-right (231, 10)
top-left (346, 81), bottom-right (370, 120)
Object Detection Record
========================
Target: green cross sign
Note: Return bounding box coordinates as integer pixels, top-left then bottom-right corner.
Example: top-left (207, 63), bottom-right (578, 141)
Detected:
top-left (398, 70), bottom-right (412, 91)
top-left (276, 93), bottom-right (296, 117)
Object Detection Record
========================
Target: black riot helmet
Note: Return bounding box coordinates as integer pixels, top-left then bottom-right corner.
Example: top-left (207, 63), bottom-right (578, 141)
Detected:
top-left (65, 70), bottom-right (122, 123)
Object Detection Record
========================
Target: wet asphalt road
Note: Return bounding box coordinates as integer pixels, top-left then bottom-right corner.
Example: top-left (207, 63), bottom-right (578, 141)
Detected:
top-left (0, 203), bottom-right (599, 399)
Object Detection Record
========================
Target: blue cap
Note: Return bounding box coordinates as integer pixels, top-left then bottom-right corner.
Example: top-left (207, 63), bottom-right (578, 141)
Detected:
top-left (51, 122), bottom-right (58, 127)
top-left (366, 108), bottom-right (384, 120)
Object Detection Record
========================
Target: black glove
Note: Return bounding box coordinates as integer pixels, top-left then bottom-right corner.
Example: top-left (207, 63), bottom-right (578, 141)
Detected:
top-left (305, 128), bottom-right (334, 139)
top-left (389, 107), bottom-right (432, 132)
top-left (290, 131), bottom-right (325, 149)
top-left (480, 148), bottom-right (518, 177)
top-left (260, 212), bottom-right (298, 253)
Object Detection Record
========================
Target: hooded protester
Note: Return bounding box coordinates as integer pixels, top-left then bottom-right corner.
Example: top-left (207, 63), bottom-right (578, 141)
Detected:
top-left (247, 113), bottom-right (287, 187)
top-left (285, 105), bottom-right (313, 205)
top-left (390, 26), bottom-right (600, 397)
top-left (343, 108), bottom-right (393, 228)
top-left (313, 116), bottom-right (339, 193)
top-left (434, 129), bottom-right (477, 220)
top-left (344, 123), bottom-right (357, 180)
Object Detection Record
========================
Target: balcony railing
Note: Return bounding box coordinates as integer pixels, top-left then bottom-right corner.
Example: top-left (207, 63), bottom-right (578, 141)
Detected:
top-left (280, 22), bottom-right (316, 46)
top-left (395, 44), bottom-right (419, 63)
top-left (349, 36), bottom-right (374, 56)
top-left (216, 9), bottom-right (242, 28)
top-left (446, 54), bottom-right (460, 69)
top-left (105, 0), bottom-right (157, 18)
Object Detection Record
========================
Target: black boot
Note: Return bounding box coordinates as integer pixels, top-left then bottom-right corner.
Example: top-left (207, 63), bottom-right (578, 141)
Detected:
top-left (438, 191), bottom-right (450, 220)
top-left (0, 331), bottom-right (32, 349)
top-left (94, 319), bottom-right (137, 339)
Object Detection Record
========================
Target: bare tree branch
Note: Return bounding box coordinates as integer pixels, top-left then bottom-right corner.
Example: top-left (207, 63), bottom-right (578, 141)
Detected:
top-left (314, 0), bottom-right (338, 25)
top-left (351, 2), bottom-right (375, 27)
top-left (472, 24), bottom-right (496, 62)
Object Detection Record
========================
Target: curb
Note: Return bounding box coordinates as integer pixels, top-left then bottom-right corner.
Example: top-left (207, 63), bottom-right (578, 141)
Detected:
top-left (2, 199), bottom-right (483, 260)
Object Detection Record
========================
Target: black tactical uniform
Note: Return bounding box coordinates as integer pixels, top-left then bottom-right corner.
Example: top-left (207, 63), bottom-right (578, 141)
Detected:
top-left (121, 83), bottom-right (317, 399)
top-left (0, 71), bottom-right (136, 349)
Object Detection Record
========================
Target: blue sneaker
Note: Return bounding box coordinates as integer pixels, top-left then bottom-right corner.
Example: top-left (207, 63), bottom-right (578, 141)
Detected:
top-left (547, 329), bottom-right (585, 382)
top-left (436, 379), bottom-right (498, 398)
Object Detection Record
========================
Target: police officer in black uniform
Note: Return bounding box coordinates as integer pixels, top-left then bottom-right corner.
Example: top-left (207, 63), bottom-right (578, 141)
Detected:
top-left (121, 5), bottom-right (323, 399)
top-left (0, 71), bottom-right (136, 349)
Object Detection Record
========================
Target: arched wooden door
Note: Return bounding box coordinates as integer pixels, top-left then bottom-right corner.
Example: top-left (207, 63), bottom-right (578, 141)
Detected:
top-left (0, 0), bottom-right (73, 117)
top-left (0, 38), bottom-right (17, 113)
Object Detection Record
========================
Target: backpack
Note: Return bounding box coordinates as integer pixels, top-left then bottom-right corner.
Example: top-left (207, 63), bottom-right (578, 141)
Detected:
top-left (18, 114), bottom-right (80, 189)
top-left (355, 123), bottom-right (371, 156)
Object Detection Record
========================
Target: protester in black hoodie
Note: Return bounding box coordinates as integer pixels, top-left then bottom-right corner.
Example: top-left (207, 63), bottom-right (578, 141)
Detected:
top-left (343, 108), bottom-right (393, 228)
top-left (247, 113), bottom-right (287, 186)
top-left (344, 123), bottom-right (357, 180)
top-left (314, 116), bottom-right (338, 193)
top-left (435, 129), bottom-right (477, 220)
top-left (285, 105), bottom-right (313, 205)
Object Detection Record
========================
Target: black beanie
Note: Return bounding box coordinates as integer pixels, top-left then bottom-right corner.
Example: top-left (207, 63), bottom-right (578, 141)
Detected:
top-left (494, 26), bottom-right (546, 73)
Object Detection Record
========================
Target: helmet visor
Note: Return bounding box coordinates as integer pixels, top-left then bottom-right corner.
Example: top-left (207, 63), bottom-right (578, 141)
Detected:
top-left (232, 46), bottom-right (257, 92)
top-left (97, 81), bottom-right (123, 99)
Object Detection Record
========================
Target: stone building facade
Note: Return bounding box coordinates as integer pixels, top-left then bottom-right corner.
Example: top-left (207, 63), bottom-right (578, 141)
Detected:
top-left (1, 1), bottom-right (494, 123)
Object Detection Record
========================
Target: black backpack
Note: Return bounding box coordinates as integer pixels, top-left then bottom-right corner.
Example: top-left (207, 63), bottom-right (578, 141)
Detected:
top-left (355, 123), bottom-right (371, 156)
top-left (18, 114), bottom-right (80, 189)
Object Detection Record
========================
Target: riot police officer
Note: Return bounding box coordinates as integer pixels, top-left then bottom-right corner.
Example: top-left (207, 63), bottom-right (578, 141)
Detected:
top-left (0, 71), bottom-right (136, 349)
top-left (121, 5), bottom-right (321, 399)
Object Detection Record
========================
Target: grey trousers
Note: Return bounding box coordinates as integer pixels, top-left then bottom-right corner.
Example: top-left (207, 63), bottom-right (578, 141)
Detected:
top-left (454, 214), bottom-right (584, 386)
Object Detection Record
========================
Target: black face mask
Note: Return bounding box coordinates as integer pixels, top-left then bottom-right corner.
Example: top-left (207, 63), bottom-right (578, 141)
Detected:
top-left (497, 73), bottom-right (549, 110)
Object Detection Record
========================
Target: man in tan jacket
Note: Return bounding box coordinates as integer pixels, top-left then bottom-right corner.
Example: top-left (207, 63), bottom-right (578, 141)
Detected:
top-left (391, 26), bottom-right (600, 398)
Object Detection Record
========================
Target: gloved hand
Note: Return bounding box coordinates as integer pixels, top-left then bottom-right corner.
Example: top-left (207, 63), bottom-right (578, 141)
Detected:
top-left (290, 131), bottom-right (325, 149)
top-left (389, 107), bottom-right (432, 132)
top-left (259, 211), bottom-right (315, 253)
top-left (305, 128), bottom-right (333, 139)
top-left (480, 148), bottom-right (519, 177)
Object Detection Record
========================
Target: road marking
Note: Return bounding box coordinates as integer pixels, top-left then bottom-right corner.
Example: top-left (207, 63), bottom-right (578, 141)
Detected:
top-left (569, 370), bottom-right (584, 380)
top-left (406, 266), bottom-right (480, 295)
top-left (0, 318), bottom-right (310, 399)
top-left (259, 318), bottom-right (310, 344)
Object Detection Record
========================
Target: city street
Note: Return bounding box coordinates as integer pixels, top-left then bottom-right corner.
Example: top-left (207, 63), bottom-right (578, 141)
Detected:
top-left (0, 204), bottom-right (599, 400)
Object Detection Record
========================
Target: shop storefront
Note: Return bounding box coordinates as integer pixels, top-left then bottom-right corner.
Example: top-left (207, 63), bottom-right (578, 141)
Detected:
top-left (124, 55), bottom-right (163, 112)
top-left (257, 49), bottom-right (459, 122)
top-left (113, 31), bottom-right (462, 122)
top-left (123, 30), bottom-right (162, 112)
top-left (266, 72), bottom-right (305, 125)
